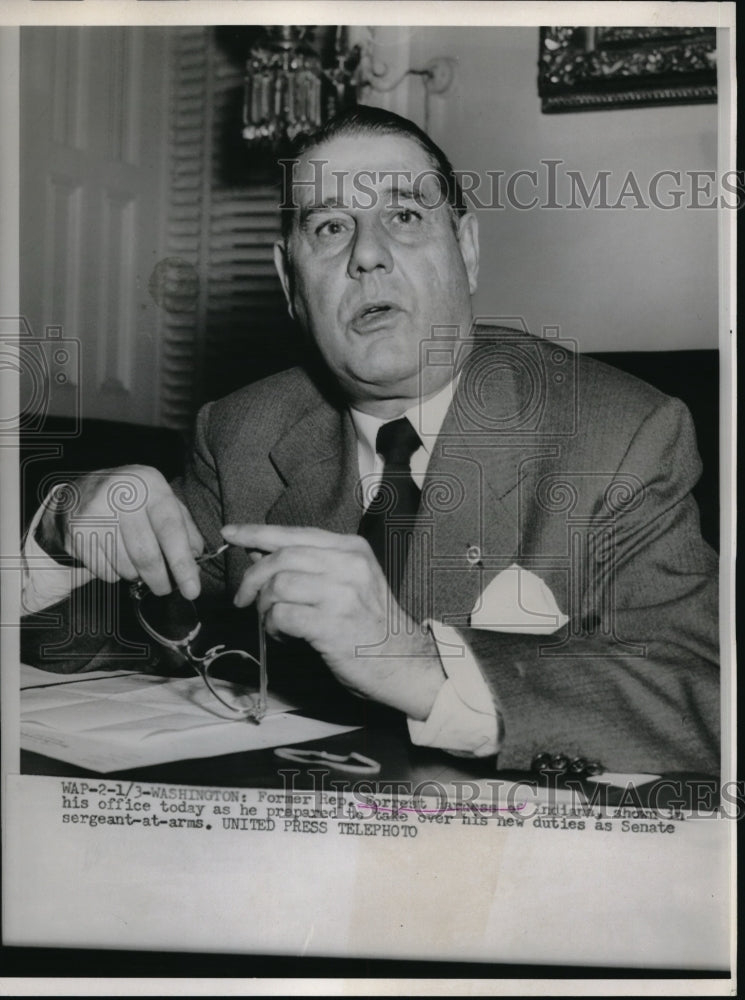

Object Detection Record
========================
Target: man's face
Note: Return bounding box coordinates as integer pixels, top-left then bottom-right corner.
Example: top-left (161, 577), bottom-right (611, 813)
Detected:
top-left (274, 132), bottom-right (479, 413)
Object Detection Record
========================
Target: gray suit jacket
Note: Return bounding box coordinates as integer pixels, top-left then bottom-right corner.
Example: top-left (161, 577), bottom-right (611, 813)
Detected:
top-left (23, 329), bottom-right (719, 774)
top-left (177, 329), bottom-right (719, 774)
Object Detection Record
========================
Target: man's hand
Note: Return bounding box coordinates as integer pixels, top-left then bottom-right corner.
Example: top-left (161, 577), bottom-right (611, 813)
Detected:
top-left (222, 523), bottom-right (446, 720)
top-left (37, 465), bottom-right (204, 599)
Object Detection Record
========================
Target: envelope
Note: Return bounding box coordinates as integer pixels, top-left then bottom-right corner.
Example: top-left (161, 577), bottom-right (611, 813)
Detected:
top-left (469, 563), bottom-right (569, 634)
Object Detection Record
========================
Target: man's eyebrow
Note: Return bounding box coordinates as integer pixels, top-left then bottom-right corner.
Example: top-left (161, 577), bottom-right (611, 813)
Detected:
top-left (295, 198), bottom-right (352, 231)
top-left (383, 180), bottom-right (440, 207)
top-left (298, 197), bottom-right (350, 217)
top-left (385, 181), bottom-right (416, 197)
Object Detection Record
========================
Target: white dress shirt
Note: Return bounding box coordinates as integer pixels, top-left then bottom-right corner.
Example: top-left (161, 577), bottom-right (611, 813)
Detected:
top-left (23, 498), bottom-right (93, 614)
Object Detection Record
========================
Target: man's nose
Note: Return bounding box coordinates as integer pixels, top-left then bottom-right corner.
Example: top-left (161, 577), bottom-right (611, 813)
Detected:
top-left (347, 218), bottom-right (394, 279)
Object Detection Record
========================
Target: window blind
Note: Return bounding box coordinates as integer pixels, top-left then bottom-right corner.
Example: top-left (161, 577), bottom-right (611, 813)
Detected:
top-left (159, 27), bottom-right (297, 430)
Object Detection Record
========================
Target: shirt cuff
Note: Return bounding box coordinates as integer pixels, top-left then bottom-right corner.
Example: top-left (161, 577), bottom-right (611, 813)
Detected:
top-left (407, 619), bottom-right (501, 758)
top-left (22, 487), bottom-right (92, 615)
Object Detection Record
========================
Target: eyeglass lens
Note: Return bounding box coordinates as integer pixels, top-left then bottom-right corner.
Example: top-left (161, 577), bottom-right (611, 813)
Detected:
top-left (134, 543), bottom-right (267, 720)
top-left (137, 588), bottom-right (199, 643)
top-left (202, 649), bottom-right (266, 719)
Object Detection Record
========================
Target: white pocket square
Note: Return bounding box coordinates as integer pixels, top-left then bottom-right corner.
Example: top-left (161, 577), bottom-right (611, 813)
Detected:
top-left (470, 563), bottom-right (569, 634)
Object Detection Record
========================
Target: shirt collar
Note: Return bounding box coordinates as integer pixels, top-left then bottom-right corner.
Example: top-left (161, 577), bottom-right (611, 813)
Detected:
top-left (350, 378), bottom-right (457, 463)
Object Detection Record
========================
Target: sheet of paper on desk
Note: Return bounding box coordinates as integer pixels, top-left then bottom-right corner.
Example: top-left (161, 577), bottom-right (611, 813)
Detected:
top-left (20, 663), bottom-right (138, 688)
top-left (20, 672), bottom-right (360, 773)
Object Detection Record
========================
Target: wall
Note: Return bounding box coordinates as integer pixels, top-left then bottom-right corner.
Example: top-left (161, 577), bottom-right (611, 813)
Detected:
top-left (401, 26), bottom-right (719, 352)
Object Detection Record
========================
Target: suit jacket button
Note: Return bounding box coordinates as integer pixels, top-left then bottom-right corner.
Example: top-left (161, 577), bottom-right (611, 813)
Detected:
top-left (466, 545), bottom-right (482, 566)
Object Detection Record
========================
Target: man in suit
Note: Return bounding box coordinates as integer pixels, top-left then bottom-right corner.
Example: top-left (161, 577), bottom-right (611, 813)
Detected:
top-left (22, 106), bottom-right (719, 775)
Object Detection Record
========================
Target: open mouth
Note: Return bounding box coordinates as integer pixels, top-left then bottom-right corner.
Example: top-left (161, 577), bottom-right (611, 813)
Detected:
top-left (351, 302), bottom-right (400, 329)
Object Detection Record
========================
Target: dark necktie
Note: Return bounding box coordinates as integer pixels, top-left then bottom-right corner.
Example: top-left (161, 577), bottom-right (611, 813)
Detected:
top-left (358, 416), bottom-right (422, 596)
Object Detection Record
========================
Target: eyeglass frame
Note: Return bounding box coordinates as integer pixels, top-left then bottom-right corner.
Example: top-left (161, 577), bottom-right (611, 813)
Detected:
top-left (128, 544), bottom-right (268, 723)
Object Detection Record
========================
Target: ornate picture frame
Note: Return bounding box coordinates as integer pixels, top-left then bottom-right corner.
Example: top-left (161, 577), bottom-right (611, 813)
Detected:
top-left (538, 26), bottom-right (717, 113)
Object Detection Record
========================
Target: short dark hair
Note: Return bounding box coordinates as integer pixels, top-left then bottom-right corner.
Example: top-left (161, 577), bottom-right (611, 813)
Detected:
top-left (278, 104), bottom-right (467, 243)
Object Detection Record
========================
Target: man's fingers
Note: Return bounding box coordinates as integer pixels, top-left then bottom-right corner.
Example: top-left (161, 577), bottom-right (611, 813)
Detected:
top-left (231, 543), bottom-right (372, 608)
top-left (224, 526), bottom-right (373, 609)
top-left (122, 522), bottom-right (172, 596)
top-left (178, 499), bottom-right (206, 559)
top-left (107, 541), bottom-right (138, 582)
top-left (69, 529), bottom-right (120, 584)
top-left (147, 500), bottom-right (201, 599)
top-left (233, 546), bottom-right (330, 607)
top-left (264, 602), bottom-right (317, 642)
top-left (50, 465), bottom-right (207, 597)
top-left (222, 522), bottom-right (367, 554)
top-left (66, 516), bottom-right (141, 584)
top-left (255, 570), bottom-right (327, 618)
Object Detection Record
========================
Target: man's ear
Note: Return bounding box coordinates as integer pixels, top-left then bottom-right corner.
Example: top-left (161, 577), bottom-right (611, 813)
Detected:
top-left (456, 212), bottom-right (479, 295)
top-left (273, 239), bottom-right (295, 319)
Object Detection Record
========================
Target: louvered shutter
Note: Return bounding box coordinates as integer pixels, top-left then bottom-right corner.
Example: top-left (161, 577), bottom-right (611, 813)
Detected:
top-left (159, 27), bottom-right (298, 430)
top-left (158, 27), bottom-right (209, 429)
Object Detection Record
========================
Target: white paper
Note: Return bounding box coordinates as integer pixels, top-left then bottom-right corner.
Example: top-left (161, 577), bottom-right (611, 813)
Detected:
top-left (20, 662), bottom-right (138, 688)
top-left (21, 672), bottom-right (360, 772)
top-left (2, 774), bottom-right (732, 972)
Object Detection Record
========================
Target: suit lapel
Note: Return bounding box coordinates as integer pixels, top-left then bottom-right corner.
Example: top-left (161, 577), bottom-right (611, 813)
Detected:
top-left (398, 342), bottom-right (555, 624)
top-left (266, 399), bottom-right (362, 535)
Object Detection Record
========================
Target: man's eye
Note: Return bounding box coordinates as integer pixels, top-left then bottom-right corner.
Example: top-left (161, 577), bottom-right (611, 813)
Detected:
top-left (393, 208), bottom-right (423, 225)
top-left (316, 219), bottom-right (349, 237)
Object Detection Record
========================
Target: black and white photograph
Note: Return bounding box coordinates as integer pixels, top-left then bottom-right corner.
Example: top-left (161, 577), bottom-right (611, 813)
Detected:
top-left (0, 1), bottom-right (736, 993)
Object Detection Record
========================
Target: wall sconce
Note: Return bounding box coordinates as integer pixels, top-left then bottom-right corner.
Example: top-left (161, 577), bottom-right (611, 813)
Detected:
top-left (242, 26), bottom-right (455, 147)
top-left (355, 32), bottom-right (456, 99)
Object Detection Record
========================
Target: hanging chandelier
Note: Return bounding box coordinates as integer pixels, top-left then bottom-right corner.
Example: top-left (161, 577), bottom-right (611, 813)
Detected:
top-left (242, 26), bottom-right (456, 148)
top-left (242, 27), bottom-right (358, 146)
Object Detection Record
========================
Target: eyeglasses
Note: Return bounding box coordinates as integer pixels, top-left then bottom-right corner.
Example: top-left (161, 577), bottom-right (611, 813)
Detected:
top-left (129, 544), bottom-right (267, 722)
